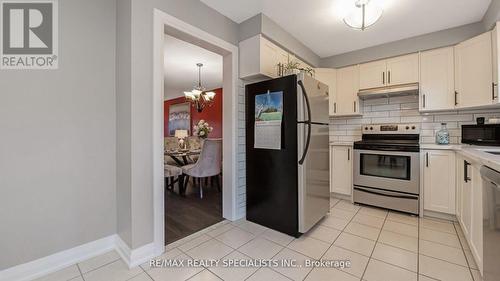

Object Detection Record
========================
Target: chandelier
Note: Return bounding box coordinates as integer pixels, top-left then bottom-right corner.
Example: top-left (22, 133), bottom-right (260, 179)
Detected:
top-left (184, 63), bottom-right (216, 113)
top-left (344, 0), bottom-right (383, 31)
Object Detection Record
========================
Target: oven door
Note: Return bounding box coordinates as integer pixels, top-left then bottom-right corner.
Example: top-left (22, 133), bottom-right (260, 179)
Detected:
top-left (354, 149), bottom-right (420, 194)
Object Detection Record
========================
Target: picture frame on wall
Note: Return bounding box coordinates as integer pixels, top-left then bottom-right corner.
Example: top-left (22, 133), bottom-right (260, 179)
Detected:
top-left (168, 102), bottom-right (191, 136)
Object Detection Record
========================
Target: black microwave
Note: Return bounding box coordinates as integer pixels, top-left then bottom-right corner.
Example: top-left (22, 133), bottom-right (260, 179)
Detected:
top-left (461, 124), bottom-right (500, 146)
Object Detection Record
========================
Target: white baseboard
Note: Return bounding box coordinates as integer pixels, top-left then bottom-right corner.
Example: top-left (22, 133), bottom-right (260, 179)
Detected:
top-left (0, 235), bottom-right (165, 281)
top-left (0, 235), bottom-right (116, 281)
top-left (331, 192), bottom-right (352, 202)
top-left (423, 210), bottom-right (458, 222)
top-left (115, 236), bottom-right (164, 268)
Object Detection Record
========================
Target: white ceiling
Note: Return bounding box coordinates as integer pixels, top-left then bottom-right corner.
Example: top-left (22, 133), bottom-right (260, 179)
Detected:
top-left (164, 34), bottom-right (223, 99)
top-left (201, 0), bottom-right (491, 57)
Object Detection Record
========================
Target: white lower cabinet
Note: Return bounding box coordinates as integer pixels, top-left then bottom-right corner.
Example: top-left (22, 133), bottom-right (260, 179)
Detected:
top-left (456, 154), bottom-right (483, 273)
top-left (330, 145), bottom-right (353, 196)
top-left (423, 150), bottom-right (456, 214)
top-left (470, 163), bottom-right (483, 273)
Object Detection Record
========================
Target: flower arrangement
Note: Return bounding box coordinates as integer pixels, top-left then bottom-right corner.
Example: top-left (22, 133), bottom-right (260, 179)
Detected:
top-left (193, 120), bottom-right (213, 139)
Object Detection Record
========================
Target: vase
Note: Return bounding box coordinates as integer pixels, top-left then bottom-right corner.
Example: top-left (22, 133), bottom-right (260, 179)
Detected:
top-left (435, 123), bottom-right (450, 145)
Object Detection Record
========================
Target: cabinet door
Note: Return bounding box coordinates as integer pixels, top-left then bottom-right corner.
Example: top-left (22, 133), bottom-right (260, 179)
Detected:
top-left (470, 164), bottom-right (483, 271)
top-left (276, 48), bottom-right (289, 68)
top-left (455, 31), bottom-right (494, 108)
top-left (420, 47), bottom-right (455, 111)
top-left (315, 68), bottom-right (337, 116)
top-left (386, 53), bottom-right (419, 86)
top-left (359, 60), bottom-right (386, 89)
top-left (336, 65), bottom-right (360, 115)
top-left (423, 150), bottom-right (456, 214)
top-left (330, 146), bottom-right (352, 195)
top-left (260, 38), bottom-right (281, 78)
top-left (493, 25), bottom-right (500, 103)
top-left (456, 154), bottom-right (463, 219)
top-left (460, 159), bottom-right (473, 238)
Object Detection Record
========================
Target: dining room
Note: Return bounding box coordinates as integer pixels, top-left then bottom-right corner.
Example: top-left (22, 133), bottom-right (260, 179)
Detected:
top-left (162, 34), bottom-right (224, 244)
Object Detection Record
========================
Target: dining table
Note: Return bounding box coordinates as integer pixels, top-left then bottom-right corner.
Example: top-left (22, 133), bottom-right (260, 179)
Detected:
top-left (164, 149), bottom-right (201, 166)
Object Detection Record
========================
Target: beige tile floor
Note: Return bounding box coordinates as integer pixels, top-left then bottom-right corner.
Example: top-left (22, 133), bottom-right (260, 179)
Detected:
top-left (35, 199), bottom-right (482, 281)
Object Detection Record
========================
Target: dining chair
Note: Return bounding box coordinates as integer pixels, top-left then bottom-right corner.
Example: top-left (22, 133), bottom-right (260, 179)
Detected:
top-left (186, 136), bottom-right (202, 163)
top-left (181, 139), bottom-right (222, 198)
top-left (164, 164), bottom-right (183, 194)
top-left (164, 137), bottom-right (180, 166)
top-left (186, 136), bottom-right (202, 150)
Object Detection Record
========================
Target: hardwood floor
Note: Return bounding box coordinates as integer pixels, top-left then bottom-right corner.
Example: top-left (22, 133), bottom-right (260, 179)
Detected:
top-left (165, 177), bottom-right (223, 245)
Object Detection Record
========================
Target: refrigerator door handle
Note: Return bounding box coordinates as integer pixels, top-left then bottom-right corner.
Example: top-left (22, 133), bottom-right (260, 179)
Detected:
top-left (298, 80), bottom-right (312, 165)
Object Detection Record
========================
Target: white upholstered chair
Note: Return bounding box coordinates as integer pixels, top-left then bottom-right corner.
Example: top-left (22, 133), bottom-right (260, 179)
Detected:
top-left (164, 164), bottom-right (183, 193)
top-left (164, 137), bottom-right (180, 166)
top-left (181, 139), bottom-right (222, 198)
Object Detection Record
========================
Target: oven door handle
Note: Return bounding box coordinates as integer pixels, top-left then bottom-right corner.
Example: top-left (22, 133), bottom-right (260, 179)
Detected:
top-left (354, 187), bottom-right (418, 200)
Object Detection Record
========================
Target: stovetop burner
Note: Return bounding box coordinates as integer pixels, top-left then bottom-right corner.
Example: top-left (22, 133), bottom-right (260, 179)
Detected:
top-left (354, 124), bottom-right (420, 152)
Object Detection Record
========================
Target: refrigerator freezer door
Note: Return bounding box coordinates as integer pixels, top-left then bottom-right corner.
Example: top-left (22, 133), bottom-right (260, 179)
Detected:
top-left (297, 123), bottom-right (330, 233)
top-left (297, 73), bottom-right (329, 124)
top-left (245, 75), bottom-right (300, 237)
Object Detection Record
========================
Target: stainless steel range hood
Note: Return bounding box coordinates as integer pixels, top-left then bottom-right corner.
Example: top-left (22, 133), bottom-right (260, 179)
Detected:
top-left (358, 83), bottom-right (419, 99)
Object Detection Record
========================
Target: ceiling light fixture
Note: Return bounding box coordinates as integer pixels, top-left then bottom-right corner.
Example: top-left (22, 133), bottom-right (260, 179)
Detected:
top-left (343, 0), bottom-right (382, 31)
top-left (184, 63), bottom-right (216, 113)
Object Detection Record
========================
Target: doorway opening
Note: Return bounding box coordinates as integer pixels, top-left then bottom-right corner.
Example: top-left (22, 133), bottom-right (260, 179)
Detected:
top-left (163, 34), bottom-right (224, 244)
top-left (153, 9), bottom-right (240, 250)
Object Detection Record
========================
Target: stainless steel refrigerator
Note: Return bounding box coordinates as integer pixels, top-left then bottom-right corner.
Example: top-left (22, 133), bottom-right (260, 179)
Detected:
top-left (245, 73), bottom-right (330, 237)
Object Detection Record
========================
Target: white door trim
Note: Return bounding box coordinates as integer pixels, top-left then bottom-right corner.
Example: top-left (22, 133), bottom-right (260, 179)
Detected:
top-left (153, 9), bottom-right (240, 251)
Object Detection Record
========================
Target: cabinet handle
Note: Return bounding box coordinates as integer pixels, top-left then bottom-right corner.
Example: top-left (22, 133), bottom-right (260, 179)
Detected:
top-left (493, 82), bottom-right (497, 101)
top-left (426, 152), bottom-right (429, 167)
top-left (464, 160), bottom-right (471, 183)
top-left (334, 102), bottom-right (337, 113)
top-left (382, 72), bottom-right (385, 84)
top-left (454, 91), bottom-right (458, 106)
top-left (388, 71), bottom-right (391, 84)
top-left (353, 101), bottom-right (356, 112)
top-left (423, 94), bottom-right (426, 108)
top-left (348, 148), bottom-right (350, 161)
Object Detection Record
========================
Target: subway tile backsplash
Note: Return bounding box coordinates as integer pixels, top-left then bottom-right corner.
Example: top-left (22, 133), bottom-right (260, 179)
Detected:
top-left (329, 95), bottom-right (500, 144)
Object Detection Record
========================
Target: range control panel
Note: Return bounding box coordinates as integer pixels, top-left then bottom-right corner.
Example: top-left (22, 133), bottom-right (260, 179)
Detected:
top-left (362, 124), bottom-right (420, 134)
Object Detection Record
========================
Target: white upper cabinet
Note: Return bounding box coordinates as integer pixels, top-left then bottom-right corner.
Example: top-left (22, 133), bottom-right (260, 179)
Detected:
top-left (359, 59), bottom-right (386, 89)
top-left (423, 150), bottom-right (456, 214)
top-left (239, 35), bottom-right (313, 80)
top-left (315, 68), bottom-right (337, 116)
top-left (386, 53), bottom-right (419, 86)
top-left (359, 53), bottom-right (419, 90)
top-left (260, 37), bottom-right (281, 78)
top-left (290, 54), bottom-right (313, 70)
top-left (419, 47), bottom-right (456, 111)
top-left (491, 22), bottom-right (500, 103)
top-left (336, 65), bottom-right (361, 116)
top-left (454, 31), bottom-right (494, 108)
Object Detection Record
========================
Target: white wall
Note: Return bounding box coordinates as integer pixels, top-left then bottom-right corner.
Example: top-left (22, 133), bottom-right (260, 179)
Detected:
top-left (116, 0), bottom-right (133, 248)
top-left (238, 13), bottom-right (321, 67)
top-left (0, 0), bottom-right (117, 270)
top-left (320, 22), bottom-right (485, 68)
top-left (116, 0), bottom-right (240, 250)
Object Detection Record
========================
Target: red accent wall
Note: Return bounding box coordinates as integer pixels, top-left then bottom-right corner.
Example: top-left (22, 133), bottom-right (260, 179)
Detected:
top-left (164, 88), bottom-right (223, 138)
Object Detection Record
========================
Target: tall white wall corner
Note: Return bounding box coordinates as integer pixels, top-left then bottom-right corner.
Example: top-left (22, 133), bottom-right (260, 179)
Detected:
top-left (114, 235), bottom-right (164, 269)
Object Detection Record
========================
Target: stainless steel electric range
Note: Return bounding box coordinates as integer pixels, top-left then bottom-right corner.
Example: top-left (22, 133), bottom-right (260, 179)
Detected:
top-left (353, 124), bottom-right (420, 215)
